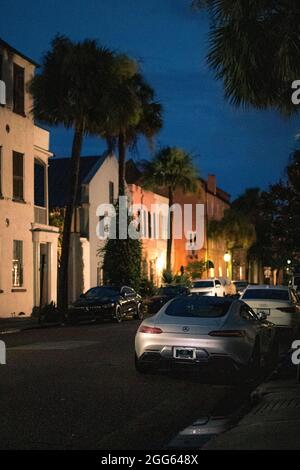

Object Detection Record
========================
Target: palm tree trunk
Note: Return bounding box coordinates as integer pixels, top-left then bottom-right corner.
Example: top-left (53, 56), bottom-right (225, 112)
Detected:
top-left (58, 124), bottom-right (84, 312)
top-left (118, 131), bottom-right (126, 197)
top-left (166, 186), bottom-right (173, 272)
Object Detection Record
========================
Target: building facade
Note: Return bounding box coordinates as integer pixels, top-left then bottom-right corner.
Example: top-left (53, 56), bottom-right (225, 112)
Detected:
top-left (0, 39), bottom-right (59, 318)
top-left (173, 175), bottom-right (230, 278)
top-left (48, 153), bottom-right (119, 302)
top-left (127, 183), bottom-right (168, 286)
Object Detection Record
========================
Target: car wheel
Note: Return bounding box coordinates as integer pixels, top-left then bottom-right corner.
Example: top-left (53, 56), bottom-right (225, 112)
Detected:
top-left (134, 303), bottom-right (144, 320)
top-left (114, 305), bottom-right (123, 323)
top-left (135, 354), bottom-right (153, 374)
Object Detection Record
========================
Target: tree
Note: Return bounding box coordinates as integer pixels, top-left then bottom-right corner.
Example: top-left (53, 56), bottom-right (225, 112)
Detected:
top-left (142, 147), bottom-right (198, 271)
top-left (101, 210), bottom-right (142, 290)
top-left (102, 71), bottom-right (163, 196)
top-left (29, 35), bottom-right (124, 310)
top-left (193, 0), bottom-right (300, 114)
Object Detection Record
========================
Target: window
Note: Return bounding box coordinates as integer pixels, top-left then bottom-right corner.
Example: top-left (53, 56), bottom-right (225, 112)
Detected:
top-left (12, 240), bottom-right (23, 287)
top-left (242, 289), bottom-right (289, 301)
top-left (109, 181), bottom-right (114, 205)
top-left (148, 212), bottom-right (152, 238)
top-left (165, 296), bottom-right (233, 318)
top-left (0, 146), bottom-right (2, 197)
top-left (34, 159), bottom-right (46, 207)
top-left (13, 151), bottom-right (24, 201)
top-left (13, 63), bottom-right (25, 115)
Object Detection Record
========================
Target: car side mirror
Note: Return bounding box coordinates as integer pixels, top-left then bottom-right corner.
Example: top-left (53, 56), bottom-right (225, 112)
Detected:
top-left (258, 311), bottom-right (267, 321)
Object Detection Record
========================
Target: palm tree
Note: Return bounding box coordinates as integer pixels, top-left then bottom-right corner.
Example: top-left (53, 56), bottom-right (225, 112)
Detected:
top-left (193, 1), bottom-right (300, 114)
top-left (142, 147), bottom-right (198, 271)
top-left (29, 35), bottom-right (124, 311)
top-left (102, 71), bottom-right (163, 196)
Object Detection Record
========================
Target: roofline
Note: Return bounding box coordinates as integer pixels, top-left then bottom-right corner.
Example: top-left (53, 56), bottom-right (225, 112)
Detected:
top-left (0, 38), bottom-right (39, 67)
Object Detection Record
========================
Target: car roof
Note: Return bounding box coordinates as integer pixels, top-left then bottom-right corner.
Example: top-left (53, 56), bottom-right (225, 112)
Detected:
top-left (244, 284), bottom-right (289, 291)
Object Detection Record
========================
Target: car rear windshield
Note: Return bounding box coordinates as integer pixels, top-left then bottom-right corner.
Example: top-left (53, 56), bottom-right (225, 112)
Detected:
top-left (165, 296), bottom-right (232, 318)
top-left (159, 287), bottom-right (186, 295)
top-left (193, 281), bottom-right (214, 288)
top-left (243, 289), bottom-right (289, 301)
top-left (234, 282), bottom-right (248, 288)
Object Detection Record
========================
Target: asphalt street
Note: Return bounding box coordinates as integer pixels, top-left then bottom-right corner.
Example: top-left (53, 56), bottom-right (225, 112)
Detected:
top-left (0, 319), bottom-right (257, 450)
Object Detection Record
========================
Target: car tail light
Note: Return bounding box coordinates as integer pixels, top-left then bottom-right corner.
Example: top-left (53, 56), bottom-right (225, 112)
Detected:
top-left (208, 330), bottom-right (246, 338)
top-left (276, 306), bottom-right (297, 313)
top-left (139, 326), bottom-right (163, 334)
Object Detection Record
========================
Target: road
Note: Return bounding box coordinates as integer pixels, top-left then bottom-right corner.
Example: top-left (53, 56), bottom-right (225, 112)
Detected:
top-left (0, 319), bottom-right (255, 450)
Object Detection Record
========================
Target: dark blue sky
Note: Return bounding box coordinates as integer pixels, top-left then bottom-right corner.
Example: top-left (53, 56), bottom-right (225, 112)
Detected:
top-left (1, 0), bottom-right (299, 197)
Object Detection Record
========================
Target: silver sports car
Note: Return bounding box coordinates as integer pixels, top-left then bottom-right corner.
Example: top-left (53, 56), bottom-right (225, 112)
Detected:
top-left (135, 295), bottom-right (278, 374)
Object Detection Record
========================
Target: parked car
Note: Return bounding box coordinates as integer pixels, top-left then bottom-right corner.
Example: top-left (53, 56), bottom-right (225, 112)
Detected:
top-left (135, 295), bottom-right (278, 375)
top-left (146, 285), bottom-right (189, 315)
top-left (233, 280), bottom-right (249, 295)
top-left (190, 278), bottom-right (225, 296)
top-left (240, 285), bottom-right (300, 336)
top-left (68, 285), bottom-right (143, 324)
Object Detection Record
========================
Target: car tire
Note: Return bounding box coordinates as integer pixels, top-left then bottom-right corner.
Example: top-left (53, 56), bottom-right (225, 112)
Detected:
top-left (134, 303), bottom-right (144, 321)
top-left (135, 354), bottom-right (153, 374)
top-left (114, 305), bottom-right (123, 323)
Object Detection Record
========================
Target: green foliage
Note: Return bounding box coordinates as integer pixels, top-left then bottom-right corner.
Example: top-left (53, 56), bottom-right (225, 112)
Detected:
top-left (141, 146), bottom-right (198, 194)
top-left (101, 209), bottom-right (142, 290)
top-left (194, 1), bottom-right (300, 114)
top-left (185, 260), bottom-right (208, 279)
top-left (174, 273), bottom-right (192, 287)
top-left (139, 278), bottom-right (157, 298)
top-left (162, 270), bottom-right (174, 285)
top-left (102, 238), bottom-right (142, 290)
top-left (208, 209), bottom-right (256, 251)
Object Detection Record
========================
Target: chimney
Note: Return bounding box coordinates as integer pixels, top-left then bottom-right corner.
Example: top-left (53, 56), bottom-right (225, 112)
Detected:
top-left (207, 175), bottom-right (216, 195)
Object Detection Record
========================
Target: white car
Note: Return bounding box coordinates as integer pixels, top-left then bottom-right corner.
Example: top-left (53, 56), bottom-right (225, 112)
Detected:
top-left (240, 285), bottom-right (300, 336)
top-left (190, 278), bottom-right (225, 297)
top-left (135, 295), bottom-right (279, 375)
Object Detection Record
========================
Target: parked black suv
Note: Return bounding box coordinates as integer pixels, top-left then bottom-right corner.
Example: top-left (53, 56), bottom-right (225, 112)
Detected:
top-left (68, 285), bottom-right (143, 324)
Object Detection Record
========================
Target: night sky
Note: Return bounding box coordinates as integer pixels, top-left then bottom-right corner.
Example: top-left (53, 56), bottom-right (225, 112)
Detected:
top-left (1, 0), bottom-right (299, 198)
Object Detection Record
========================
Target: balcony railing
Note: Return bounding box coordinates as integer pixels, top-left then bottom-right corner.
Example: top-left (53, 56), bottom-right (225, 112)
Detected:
top-left (34, 206), bottom-right (48, 225)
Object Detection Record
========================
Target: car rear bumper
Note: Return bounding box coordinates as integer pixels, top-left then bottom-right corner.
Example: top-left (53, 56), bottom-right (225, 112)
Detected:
top-left (135, 333), bottom-right (252, 370)
top-left (137, 350), bottom-right (242, 373)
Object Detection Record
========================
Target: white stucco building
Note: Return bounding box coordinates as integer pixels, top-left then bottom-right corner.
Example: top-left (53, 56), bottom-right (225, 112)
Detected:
top-left (0, 38), bottom-right (59, 317)
top-left (48, 152), bottom-right (119, 302)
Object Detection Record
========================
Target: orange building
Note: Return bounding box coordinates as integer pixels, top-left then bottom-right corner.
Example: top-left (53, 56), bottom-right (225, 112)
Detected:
top-left (173, 175), bottom-right (230, 278)
top-left (127, 183), bottom-right (168, 286)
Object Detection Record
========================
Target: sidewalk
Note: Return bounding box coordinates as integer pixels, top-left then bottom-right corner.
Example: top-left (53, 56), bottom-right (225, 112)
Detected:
top-left (204, 371), bottom-right (300, 450)
top-left (0, 316), bottom-right (62, 334)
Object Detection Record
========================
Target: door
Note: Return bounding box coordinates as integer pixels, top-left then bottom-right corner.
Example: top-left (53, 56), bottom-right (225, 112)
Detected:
top-left (39, 243), bottom-right (49, 307)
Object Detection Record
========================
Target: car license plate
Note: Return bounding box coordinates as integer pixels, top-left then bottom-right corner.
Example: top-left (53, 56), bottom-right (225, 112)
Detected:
top-left (173, 347), bottom-right (196, 360)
